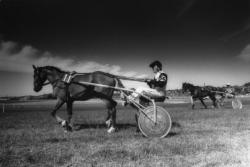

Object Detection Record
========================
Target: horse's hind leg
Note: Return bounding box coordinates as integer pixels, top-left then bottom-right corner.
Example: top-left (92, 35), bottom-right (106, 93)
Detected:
top-left (103, 99), bottom-right (117, 133)
top-left (135, 114), bottom-right (140, 132)
top-left (190, 97), bottom-right (195, 109)
top-left (105, 110), bottom-right (111, 128)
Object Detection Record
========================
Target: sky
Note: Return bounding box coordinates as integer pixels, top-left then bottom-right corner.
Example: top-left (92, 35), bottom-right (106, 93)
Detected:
top-left (0, 0), bottom-right (250, 96)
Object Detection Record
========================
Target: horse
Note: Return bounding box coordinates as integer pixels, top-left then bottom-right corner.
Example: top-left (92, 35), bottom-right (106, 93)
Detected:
top-left (182, 82), bottom-right (219, 109)
top-left (32, 65), bottom-right (125, 133)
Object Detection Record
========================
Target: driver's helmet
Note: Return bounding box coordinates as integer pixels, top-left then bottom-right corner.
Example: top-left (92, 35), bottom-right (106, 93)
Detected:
top-left (226, 83), bottom-right (231, 87)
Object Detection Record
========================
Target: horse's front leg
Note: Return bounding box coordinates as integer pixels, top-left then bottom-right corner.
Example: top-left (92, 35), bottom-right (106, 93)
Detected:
top-left (65, 100), bottom-right (74, 132)
top-left (109, 107), bottom-right (117, 133)
top-left (210, 95), bottom-right (219, 108)
top-left (190, 96), bottom-right (195, 109)
top-left (199, 98), bottom-right (207, 109)
top-left (51, 98), bottom-right (67, 128)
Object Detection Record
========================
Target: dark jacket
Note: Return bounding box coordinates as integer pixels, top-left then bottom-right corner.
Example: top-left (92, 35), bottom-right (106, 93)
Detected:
top-left (147, 71), bottom-right (168, 93)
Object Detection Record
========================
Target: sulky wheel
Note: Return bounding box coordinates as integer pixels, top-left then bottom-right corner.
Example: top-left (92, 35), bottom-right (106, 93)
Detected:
top-left (138, 106), bottom-right (171, 138)
top-left (232, 98), bottom-right (243, 110)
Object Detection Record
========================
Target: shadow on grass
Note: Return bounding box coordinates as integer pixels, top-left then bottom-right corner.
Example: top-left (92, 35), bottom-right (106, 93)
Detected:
top-left (73, 122), bottom-right (181, 138)
top-left (84, 148), bottom-right (140, 164)
top-left (172, 122), bottom-right (181, 128)
top-left (0, 149), bottom-right (73, 167)
top-left (73, 123), bottom-right (136, 131)
top-left (166, 121), bottom-right (182, 138)
top-left (74, 121), bottom-right (181, 130)
top-left (167, 132), bottom-right (179, 137)
top-left (24, 150), bottom-right (73, 166)
top-left (43, 137), bottom-right (68, 143)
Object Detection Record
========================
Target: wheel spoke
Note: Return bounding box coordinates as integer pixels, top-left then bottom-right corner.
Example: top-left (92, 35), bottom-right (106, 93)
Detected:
top-left (138, 106), bottom-right (171, 138)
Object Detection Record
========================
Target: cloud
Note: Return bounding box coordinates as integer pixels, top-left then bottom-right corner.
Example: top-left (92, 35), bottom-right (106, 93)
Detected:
top-left (0, 41), bottom-right (148, 79)
top-left (238, 44), bottom-right (250, 61)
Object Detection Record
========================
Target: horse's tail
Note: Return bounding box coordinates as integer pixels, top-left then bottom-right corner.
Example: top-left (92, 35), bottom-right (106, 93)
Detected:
top-left (99, 72), bottom-right (133, 96)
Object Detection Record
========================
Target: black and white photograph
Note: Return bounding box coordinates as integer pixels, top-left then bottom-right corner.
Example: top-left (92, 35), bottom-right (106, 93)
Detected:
top-left (0, 0), bottom-right (250, 166)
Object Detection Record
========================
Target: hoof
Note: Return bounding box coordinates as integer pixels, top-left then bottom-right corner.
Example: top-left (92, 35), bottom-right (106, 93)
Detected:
top-left (61, 120), bottom-right (67, 127)
top-left (107, 126), bottom-right (116, 133)
top-left (61, 120), bottom-right (73, 132)
top-left (121, 101), bottom-right (128, 107)
top-left (64, 128), bottom-right (72, 133)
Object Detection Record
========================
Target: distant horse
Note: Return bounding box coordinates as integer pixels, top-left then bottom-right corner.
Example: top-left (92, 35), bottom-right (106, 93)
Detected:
top-left (182, 83), bottom-right (219, 109)
top-left (32, 65), bottom-right (125, 133)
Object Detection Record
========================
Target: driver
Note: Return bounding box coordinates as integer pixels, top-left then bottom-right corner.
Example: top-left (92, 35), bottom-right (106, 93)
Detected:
top-left (122, 60), bottom-right (168, 105)
top-left (225, 83), bottom-right (234, 98)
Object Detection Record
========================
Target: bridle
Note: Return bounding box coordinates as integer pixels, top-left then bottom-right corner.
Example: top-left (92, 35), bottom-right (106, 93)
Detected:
top-left (35, 69), bottom-right (61, 88)
top-left (42, 81), bottom-right (51, 86)
top-left (183, 83), bottom-right (192, 95)
top-left (41, 78), bottom-right (61, 88)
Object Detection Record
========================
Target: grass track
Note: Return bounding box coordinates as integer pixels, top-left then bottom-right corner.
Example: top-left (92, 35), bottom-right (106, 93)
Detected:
top-left (0, 98), bottom-right (250, 167)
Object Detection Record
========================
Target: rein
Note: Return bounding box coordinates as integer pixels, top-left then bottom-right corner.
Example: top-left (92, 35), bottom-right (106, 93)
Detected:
top-left (42, 81), bottom-right (51, 86)
top-left (42, 79), bottom-right (61, 87)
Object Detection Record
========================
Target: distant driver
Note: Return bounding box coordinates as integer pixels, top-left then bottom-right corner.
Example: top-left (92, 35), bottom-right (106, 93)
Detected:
top-left (225, 83), bottom-right (234, 98)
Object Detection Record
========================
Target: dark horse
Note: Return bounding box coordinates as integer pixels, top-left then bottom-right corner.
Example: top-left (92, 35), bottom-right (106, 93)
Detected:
top-left (182, 82), bottom-right (219, 109)
top-left (32, 65), bottom-right (125, 133)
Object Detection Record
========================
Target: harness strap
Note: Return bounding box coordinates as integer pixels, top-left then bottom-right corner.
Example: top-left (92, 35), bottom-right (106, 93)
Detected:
top-left (65, 83), bottom-right (70, 102)
top-left (62, 71), bottom-right (77, 84)
top-left (42, 71), bottom-right (78, 89)
top-left (41, 78), bottom-right (71, 101)
top-left (42, 79), bottom-right (60, 87)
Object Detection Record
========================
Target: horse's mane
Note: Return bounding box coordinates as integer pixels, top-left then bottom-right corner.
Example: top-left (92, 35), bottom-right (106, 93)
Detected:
top-left (43, 66), bottom-right (65, 73)
top-left (94, 71), bottom-right (116, 77)
top-left (183, 82), bottom-right (194, 87)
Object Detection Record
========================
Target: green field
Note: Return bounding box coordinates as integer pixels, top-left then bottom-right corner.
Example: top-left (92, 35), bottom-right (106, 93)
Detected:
top-left (0, 98), bottom-right (250, 167)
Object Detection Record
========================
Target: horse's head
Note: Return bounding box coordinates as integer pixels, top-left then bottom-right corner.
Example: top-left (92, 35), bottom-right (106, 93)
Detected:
top-left (32, 65), bottom-right (48, 92)
top-left (182, 82), bottom-right (193, 93)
